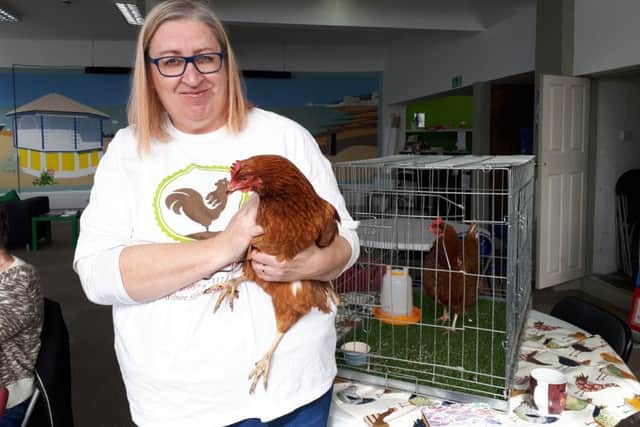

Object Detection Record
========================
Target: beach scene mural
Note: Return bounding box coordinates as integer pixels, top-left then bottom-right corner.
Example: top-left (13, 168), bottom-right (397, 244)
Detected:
top-left (245, 72), bottom-right (381, 162)
top-left (0, 67), bottom-right (380, 193)
top-left (0, 67), bottom-right (128, 193)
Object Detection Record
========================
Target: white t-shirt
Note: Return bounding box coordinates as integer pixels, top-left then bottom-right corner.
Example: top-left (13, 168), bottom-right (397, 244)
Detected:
top-left (73, 108), bottom-right (359, 427)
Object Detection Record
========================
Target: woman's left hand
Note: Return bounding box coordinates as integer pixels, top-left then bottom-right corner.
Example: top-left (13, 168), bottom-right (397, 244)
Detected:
top-left (250, 246), bottom-right (319, 282)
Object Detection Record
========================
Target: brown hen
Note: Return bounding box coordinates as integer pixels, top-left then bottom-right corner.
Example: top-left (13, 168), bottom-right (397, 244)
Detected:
top-left (205, 154), bottom-right (341, 393)
top-left (422, 218), bottom-right (486, 332)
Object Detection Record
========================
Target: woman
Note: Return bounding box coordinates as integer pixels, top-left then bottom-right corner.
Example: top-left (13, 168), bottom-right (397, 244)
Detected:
top-left (73, 1), bottom-right (359, 426)
top-left (0, 206), bottom-right (43, 427)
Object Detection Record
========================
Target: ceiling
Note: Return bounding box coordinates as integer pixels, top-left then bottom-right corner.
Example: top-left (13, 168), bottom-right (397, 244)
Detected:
top-left (0, 0), bottom-right (535, 44)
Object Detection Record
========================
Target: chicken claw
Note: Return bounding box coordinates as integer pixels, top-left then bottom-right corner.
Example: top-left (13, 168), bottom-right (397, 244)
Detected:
top-left (443, 313), bottom-right (459, 334)
top-left (249, 332), bottom-right (284, 394)
top-left (204, 276), bottom-right (245, 312)
top-left (436, 308), bottom-right (450, 324)
top-left (249, 355), bottom-right (272, 394)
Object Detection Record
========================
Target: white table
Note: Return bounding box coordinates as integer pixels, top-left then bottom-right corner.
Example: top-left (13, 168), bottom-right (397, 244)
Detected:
top-left (329, 309), bottom-right (640, 426)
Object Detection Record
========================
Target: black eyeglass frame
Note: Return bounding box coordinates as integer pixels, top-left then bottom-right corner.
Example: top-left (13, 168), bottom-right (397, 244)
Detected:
top-left (146, 51), bottom-right (225, 77)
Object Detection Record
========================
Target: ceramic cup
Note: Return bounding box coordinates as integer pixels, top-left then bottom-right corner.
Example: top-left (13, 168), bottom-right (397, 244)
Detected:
top-left (529, 368), bottom-right (567, 415)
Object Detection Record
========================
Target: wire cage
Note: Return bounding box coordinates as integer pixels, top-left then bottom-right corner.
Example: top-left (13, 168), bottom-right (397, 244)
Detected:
top-left (333, 154), bottom-right (535, 411)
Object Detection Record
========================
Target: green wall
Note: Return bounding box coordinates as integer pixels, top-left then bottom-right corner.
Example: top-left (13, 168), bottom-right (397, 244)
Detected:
top-left (406, 95), bottom-right (473, 129)
top-left (405, 95), bottom-right (473, 151)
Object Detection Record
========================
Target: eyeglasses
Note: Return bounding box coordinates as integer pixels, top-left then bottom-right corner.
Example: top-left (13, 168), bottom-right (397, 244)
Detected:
top-left (147, 52), bottom-right (225, 77)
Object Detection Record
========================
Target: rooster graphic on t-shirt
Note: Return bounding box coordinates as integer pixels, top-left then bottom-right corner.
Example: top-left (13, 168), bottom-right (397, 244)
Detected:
top-left (165, 178), bottom-right (229, 240)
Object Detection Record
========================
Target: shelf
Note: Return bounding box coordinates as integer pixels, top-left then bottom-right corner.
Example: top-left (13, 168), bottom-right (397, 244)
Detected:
top-left (406, 128), bottom-right (471, 133)
top-left (358, 217), bottom-right (490, 251)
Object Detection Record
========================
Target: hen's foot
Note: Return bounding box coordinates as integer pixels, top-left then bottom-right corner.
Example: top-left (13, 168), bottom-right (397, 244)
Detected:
top-left (436, 309), bottom-right (450, 324)
top-left (249, 350), bottom-right (274, 394)
top-left (248, 332), bottom-right (285, 394)
top-left (443, 313), bottom-right (459, 334)
top-left (204, 276), bottom-right (245, 312)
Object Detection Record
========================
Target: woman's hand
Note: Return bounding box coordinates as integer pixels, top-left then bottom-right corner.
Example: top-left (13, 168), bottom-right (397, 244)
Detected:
top-left (250, 245), bottom-right (319, 282)
top-left (219, 194), bottom-right (263, 263)
top-left (250, 235), bottom-right (351, 282)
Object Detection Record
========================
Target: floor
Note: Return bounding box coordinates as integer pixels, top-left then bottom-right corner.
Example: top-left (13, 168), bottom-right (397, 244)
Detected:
top-left (12, 221), bottom-right (640, 427)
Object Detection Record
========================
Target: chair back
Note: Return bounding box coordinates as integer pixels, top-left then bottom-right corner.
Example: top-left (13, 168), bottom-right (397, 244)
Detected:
top-left (551, 295), bottom-right (633, 362)
top-left (22, 298), bottom-right (74, 427)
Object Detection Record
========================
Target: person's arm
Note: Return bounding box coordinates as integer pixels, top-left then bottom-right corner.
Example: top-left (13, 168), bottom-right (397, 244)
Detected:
top-left (74, 130), bottom-right (261, 305)
top-left (119, 195), bottom-right (261, 302)
top-left (0, 265), bottom-right (40, 343)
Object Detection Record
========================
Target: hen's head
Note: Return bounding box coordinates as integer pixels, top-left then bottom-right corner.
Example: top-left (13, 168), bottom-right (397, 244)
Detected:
top-left (227, 159), bottom-right (263, 194)
top-left (227, 155), bottom-right (304, 196)
top-left (428, 217), bottom-right (445, 236)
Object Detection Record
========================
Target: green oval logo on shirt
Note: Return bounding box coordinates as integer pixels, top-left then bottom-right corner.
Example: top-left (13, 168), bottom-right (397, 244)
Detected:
top-left (154, 164), bottom-right (248, 242)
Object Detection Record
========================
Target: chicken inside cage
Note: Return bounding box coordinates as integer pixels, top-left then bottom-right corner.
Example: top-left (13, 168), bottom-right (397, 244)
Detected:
top-left (332, 155), bottom-right (535, 409)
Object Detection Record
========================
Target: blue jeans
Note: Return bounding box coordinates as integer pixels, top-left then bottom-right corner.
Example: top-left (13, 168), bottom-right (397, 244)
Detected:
top-left (228, 386), bottom-right (333, 427)
top-left (0, 398), bottom-right (30, 427)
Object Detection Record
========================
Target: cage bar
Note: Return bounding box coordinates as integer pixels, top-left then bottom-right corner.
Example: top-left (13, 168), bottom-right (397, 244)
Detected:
top-left (333, 154), bottom-right (535, 411)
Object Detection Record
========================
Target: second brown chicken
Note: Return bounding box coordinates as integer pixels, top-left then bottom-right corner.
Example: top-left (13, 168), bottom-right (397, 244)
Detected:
top-left (422, 217), bottom-right (487, 332)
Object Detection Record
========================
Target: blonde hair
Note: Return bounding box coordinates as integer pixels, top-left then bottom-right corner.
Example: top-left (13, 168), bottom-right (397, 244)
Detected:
top-left (128, 0), bottom-right (250, 152)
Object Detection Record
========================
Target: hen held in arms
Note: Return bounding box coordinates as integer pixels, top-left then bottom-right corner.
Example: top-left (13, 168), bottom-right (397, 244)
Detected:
top-left (205, 154), bottom-right (341, 393)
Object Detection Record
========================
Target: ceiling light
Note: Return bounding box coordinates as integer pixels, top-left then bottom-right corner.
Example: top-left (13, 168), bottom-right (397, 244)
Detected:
top-left (0, 6), bottom-right (20, 22)
top-left (115, 2), bottom-right (144, 26)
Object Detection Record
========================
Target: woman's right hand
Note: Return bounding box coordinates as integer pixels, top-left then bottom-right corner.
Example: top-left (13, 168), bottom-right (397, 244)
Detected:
top-left (218, 193), bottom-right (263, 262)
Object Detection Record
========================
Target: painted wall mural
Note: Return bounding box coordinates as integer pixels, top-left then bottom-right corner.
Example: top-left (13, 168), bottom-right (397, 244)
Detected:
top-left (0, 66), bottom-right (380, 193)
top-left (0, 66), bottom-right (128, 193)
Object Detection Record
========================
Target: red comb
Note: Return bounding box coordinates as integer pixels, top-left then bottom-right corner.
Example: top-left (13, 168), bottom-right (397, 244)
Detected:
top-left (428, 217), bottom-right (444, 233)
top-left (230, 160), bottom-right (241, 177)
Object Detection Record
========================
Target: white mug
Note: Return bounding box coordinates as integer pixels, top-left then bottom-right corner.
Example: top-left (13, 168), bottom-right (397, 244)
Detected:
top-left (529, 368), bottom-right (567, 416)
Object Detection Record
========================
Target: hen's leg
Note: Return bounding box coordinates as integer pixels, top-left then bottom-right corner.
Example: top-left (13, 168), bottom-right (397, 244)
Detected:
top-left (445, 313), bottom-right (459, 333)
top-left (249, 332), bottom-right (285, 394)
top-left (436, 308), bottom-right (449, 323)
top-left (204, 276), bottom-right (245, 312)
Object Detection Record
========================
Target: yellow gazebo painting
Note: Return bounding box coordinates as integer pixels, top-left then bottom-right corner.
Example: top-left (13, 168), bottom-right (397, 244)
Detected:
top-left (5, 92), bottom-right (110, 180)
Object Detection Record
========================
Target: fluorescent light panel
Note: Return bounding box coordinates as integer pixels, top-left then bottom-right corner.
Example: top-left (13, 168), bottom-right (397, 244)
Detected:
top-left (0, 7), bottom-right (19, 22)
top-left (115, 2), bottom-right (144, 26)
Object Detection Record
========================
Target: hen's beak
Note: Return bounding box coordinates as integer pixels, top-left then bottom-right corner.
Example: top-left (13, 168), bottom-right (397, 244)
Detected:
top-left (227, 161), bottom-right (241, 193)
top-left (226, 180), bottom-right (240, 194)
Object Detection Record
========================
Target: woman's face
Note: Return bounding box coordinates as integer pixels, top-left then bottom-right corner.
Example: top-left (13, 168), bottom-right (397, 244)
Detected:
top-left (148, 19), bottom-right (228, 134)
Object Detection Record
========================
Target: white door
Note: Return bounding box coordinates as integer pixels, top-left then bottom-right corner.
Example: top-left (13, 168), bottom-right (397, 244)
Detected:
top-left (536, 74), bottom-right (590, 289)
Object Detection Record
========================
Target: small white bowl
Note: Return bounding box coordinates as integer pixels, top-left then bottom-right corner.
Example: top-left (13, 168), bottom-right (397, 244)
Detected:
top-left (340, 341), bottom-right (371, 366)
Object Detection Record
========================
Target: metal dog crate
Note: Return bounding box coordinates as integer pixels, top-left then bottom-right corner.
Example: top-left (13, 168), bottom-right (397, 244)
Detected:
top-left (333, 155), bottom-right (535, 411)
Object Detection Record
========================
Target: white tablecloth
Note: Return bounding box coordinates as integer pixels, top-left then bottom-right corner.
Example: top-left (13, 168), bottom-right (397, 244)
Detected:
top-left (329, 309), bottom-right (640, 426)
